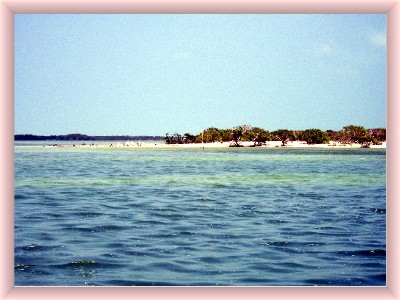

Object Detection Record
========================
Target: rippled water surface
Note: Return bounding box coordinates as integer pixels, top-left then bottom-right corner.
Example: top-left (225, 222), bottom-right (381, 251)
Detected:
top-left (14, 144), bottom-right (386, 286)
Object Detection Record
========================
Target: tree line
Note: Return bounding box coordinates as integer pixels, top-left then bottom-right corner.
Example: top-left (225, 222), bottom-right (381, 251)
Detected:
top-left (164, 125), bottom-right (386, 147)
top-left (15, 134), bottom-right (164, 141)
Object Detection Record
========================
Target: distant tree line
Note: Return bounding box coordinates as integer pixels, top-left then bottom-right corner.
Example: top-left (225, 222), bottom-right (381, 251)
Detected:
top-left (164, 125), bottom-right (386, 147)
top-left (15, 134), bottom-right (164, 141)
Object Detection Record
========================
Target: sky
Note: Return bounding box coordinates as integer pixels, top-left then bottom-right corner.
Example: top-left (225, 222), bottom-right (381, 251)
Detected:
top-left (14, 14), bottom-right (386, 136)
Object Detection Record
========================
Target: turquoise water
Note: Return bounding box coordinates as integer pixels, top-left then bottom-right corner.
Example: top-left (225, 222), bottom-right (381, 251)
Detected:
top-left (14, 145), bottom-right (386, 286)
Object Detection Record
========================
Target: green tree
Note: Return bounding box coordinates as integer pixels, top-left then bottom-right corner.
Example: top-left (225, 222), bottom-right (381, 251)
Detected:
top-left (164, 133), bottom-right (173, 144)
top-left (164, 132), bottom-right (184, 144)
top-left (299, 129), bottom-right (330, 144)
top-left (230, 127), bottom-right (243, 147)
top-left (229, 125), bottom-right (256, 146)
top-left (203, 127), bottom-right (222, 143)
top-left (183, 133), bottom-right (196, 144)
top-left (250, 127), bottom-right (270, 146)
top-left (219, 129), bottom-right (231, 142)
top-left (271, 129), bottom-right (295, 146)
top-left (342, 125), bottom-right (372, 145)
top-left (326, 130), bottom-right (340, 142)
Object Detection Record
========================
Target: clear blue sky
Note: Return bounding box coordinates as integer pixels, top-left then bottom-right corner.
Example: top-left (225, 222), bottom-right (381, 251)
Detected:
top-left (15, 14), bottom-right (386, 136)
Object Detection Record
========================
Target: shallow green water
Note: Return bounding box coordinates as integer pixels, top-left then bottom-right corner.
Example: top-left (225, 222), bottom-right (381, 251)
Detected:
top-left (14, 145), bottom-right (386, 286)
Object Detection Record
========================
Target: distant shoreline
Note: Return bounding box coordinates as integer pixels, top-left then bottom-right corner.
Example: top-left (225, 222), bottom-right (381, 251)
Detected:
top-left (14, 134), bottom-right (164, 141)
top-left (16, 141), bottom-right (386, 149)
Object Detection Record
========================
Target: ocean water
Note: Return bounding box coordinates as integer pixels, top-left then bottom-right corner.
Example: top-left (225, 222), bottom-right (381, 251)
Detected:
top-left (14, 144), bottom-right (386, 286)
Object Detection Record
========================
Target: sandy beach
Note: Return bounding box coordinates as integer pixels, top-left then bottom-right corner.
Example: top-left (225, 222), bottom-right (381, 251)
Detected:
top-left (38, 140), bottom-right (386, 149)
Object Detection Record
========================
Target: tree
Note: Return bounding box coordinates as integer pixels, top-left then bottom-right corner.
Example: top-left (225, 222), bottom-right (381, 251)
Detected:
top-left (271, 129), bottom-right (295, 146)
top-left (342, 125), bottom-right (372, 145)
top-left (183, 133), bottom-right (196, 144)
top-left (194, 128), bottom-right (226, 143)
top-left (326, 130), bottom-right (340, 142)
top-left (230, 127), bottom-right (244, 147)
top-left (231, 125), bottom-right (270, 146)
top-left (219, 129), bottom-right (232, 142)
top-left (164, 132), bottom-right (184, 144)
top-left (298, 129), bottom-right (330, 144)
top-left (203, 127), bottom-right (222, 143)
top-left (63, 134), bottom-right (90, 141)
top-left (164, 133), bottom-right (173, 144)
top-left (368, 128), bottom-right (386, 144)
top-left (229, 125), bottom-right (257, 147)
top-left (250, 127), bottom-right (270, 146)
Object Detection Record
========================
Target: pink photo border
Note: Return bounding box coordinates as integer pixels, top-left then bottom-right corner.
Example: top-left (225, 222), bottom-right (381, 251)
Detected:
top-left (1, 0), bottom-right (399, 299)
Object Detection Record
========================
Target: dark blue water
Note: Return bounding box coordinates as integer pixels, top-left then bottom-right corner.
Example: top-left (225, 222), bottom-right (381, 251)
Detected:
top-left (14, 146), bottom-right (386, 286)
